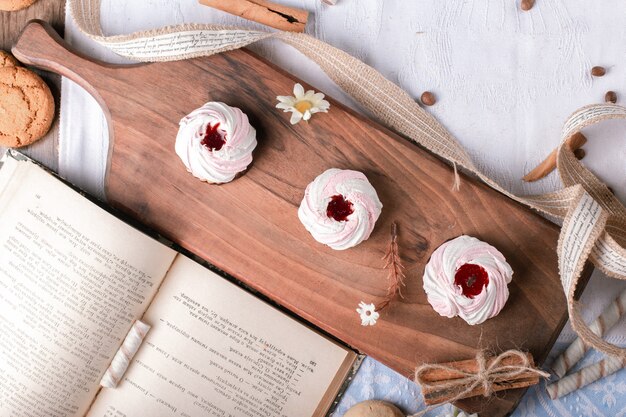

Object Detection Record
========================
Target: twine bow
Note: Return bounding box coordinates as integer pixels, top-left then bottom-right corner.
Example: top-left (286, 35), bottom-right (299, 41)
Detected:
top-left (409, 350), bottom-right (550, 416)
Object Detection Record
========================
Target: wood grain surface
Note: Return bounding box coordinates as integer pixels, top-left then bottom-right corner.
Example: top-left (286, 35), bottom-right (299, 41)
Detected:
top-left (12, 21), bottom-right (592, 417)
top-left (0, 0), bottom-right (64, 170)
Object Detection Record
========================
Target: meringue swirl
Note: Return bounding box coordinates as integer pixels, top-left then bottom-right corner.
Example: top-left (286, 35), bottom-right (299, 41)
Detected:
top-left (423, 235), bottom-right (513, 326)
top-left (298, 168), bottom-right (383, 250)
top-left (175, 102), bottom-right (257, 184)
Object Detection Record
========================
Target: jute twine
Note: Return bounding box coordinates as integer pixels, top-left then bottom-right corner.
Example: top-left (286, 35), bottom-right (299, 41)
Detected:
top-left (409, 350), bottom-right (550, 416)
top-left (69, 0), bottom-right (626, 359)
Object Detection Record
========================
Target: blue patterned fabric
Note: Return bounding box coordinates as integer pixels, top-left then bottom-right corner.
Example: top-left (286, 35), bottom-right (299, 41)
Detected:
top-left (333, 342), bottom-right (626, 417)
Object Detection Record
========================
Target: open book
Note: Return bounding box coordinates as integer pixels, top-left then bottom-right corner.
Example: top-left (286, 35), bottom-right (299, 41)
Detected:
top-left (0, 151), bottom-right (358, 417)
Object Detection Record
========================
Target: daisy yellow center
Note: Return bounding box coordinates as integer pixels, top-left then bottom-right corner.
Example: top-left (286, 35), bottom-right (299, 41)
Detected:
top-left (295, 100), bottom-right (313, 113)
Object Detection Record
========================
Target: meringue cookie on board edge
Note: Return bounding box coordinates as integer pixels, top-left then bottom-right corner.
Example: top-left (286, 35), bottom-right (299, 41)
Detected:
top-left (175, 102), bottom-right (257, 184)
top-left (298, 168), bottom-right (383, 250)
top-left (423, 235), bottom-right (513, 326)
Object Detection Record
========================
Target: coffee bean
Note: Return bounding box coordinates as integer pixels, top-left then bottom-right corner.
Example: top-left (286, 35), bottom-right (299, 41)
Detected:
top-left (574, 148), bottom-right (586, 160)
top-left (420, 91), bottom-right (436, 106)
top-left (591, 66), bottom-right (606, 77)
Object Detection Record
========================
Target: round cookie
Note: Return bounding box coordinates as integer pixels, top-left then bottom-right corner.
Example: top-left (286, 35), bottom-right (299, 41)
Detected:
top-left (344, 400), bottom-right (404, 417)
top-left (0, 66), bottom-right (55, 148)
top-left (0, 0), bottom-right (38, 11)
top-left (0, 50), bottom-right (20, 68)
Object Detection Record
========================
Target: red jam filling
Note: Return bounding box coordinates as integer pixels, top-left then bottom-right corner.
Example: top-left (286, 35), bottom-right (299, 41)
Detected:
top-left (454, 263), bottom-right (489, 299)
top-left (326, 195), bottom-right (354, 222)
top-left (201, 122), bottom-right (226, 151)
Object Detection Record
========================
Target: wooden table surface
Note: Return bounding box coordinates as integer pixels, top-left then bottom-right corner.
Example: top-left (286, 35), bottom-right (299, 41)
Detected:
top-left (1, 0), bottom-right (64, 170)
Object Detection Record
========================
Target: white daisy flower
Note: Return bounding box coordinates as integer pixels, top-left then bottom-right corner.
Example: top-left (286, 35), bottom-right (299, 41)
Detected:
top-left (356, 301), bottom-right (379, 326)
top-left (276, 83), bottom-right (330, 125)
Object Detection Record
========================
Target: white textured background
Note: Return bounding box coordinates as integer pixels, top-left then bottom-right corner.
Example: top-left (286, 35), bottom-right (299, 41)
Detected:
top-left (61, 0), bottom-right (626, 351)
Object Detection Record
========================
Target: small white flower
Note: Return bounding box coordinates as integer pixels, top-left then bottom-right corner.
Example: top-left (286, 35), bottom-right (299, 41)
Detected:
top-left (356, 301), bottom-right (379, 326)
top-left (276, 83), bottom-right (330, 125)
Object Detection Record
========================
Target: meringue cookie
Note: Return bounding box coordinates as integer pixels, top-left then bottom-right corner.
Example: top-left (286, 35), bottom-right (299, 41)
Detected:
top-left (175, 102), bottom-right (257, 184)
top-left (423, 235), bottom-right (513, 326)
top-left (298, 168), bottom-right (382, 250)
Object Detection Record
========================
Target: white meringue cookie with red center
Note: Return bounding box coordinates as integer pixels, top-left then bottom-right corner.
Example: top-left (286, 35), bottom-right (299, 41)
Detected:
top-left (175, 102), bottom-right (257, 184)
top-left (298, 168), bottom-right (382, 250)
top-left (423, 235), bottom-right (513, 325)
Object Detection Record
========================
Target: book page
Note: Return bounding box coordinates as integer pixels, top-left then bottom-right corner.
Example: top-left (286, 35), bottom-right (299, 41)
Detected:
top-left (88, 255), bottom-right (355, 417)
top-left (0, 156), bottom-right (177, 417)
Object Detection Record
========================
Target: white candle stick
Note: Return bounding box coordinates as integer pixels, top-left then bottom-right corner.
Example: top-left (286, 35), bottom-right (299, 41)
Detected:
top-left (551, 288), bottom-right (626, 378)
top-left (547, 355), bottom-right (626, 399)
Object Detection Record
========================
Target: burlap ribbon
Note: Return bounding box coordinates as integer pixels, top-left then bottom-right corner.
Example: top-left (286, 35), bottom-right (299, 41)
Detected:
top-left (69, 0), bottom-right (626, 358)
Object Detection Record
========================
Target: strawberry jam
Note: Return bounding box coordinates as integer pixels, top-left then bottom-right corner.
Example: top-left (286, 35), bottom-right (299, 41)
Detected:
top-left (454, 263), bottom-right (489, 298)
top-left (201, 122), bottom-right (226, 151)
top-left (326, 195), bottom-right (354, 221)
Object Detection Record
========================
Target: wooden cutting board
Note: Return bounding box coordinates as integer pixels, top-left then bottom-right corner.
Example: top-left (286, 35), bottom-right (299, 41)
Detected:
top-left (13, 21), bottom-right (591, 416)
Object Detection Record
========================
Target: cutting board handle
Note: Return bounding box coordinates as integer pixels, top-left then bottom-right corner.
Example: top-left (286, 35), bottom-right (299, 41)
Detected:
top-left (12, 20), bottom-right (111, 109)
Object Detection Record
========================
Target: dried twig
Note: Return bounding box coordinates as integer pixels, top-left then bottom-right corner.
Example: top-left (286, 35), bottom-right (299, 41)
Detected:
top-left (376, 222), bottom-right (406, 312)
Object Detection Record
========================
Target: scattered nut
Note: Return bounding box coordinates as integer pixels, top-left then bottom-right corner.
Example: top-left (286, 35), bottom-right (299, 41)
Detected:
top-left (605, 91), bottom-right (617, 104)
top-left (574, 148), bottom-right (586, 160)
top-left (420, 91), bottom-right (436, 106)
top-left (591, 66), bottom-right (606, 77)
top-left (521, 0), bottom-right (535, 11)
